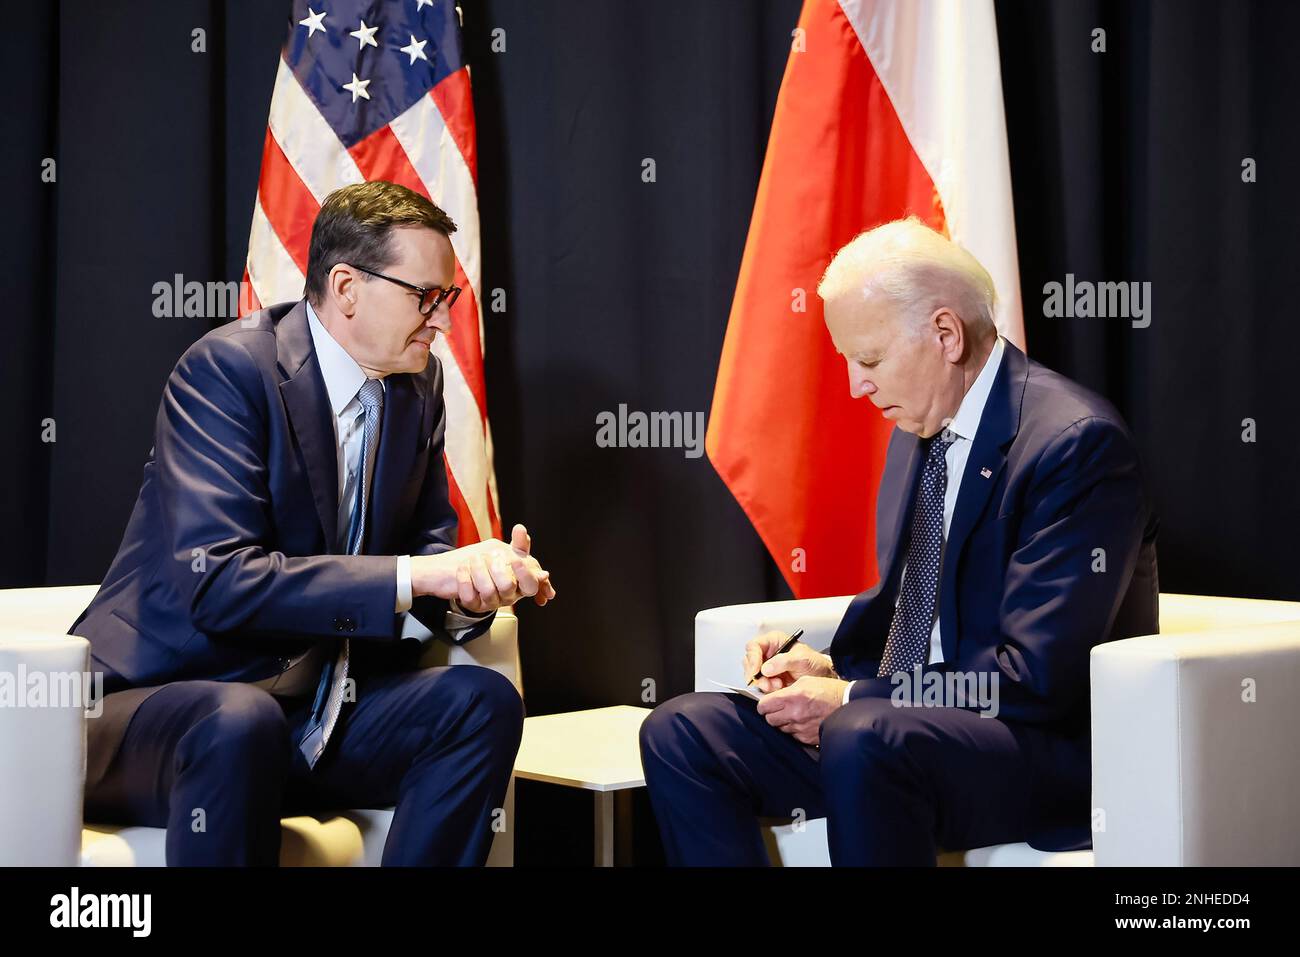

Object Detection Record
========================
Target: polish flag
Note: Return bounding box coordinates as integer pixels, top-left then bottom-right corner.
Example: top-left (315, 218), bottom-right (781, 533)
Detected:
top-left (707, 0), bottom-right (1024, 599)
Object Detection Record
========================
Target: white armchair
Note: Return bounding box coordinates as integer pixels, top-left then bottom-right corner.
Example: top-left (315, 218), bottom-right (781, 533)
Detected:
top-left (694, 592), bottom-right (1300, 866)
top-left (0, 585), bottom-right (521, 867)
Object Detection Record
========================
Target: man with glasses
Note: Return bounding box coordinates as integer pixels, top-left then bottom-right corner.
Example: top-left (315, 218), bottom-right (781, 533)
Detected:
top-left (72, 181), bottom-right (554, 865)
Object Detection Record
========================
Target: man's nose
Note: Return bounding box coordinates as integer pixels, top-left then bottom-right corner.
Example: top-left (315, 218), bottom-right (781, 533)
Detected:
top-left (427, 306), bottom-right (452, 334)
top-left (847, 363), bottom-right (876, 399)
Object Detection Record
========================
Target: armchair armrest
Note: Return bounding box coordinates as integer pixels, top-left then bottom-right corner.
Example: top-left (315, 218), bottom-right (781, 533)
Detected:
top-left (0, 630), bottom-right (91, 865)
top-left (1090, 618), bottom-right (1300, 865)
top-left (1157, 592), bottom-right (1300, 634)
top-left (415, 608), bottom-right (521, 696)
top-left (694, 596), bottom-right (854, 691)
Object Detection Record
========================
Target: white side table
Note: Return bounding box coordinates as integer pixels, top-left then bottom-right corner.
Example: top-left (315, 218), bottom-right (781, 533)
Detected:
top-left (512, 705), bottom-right (653, 866)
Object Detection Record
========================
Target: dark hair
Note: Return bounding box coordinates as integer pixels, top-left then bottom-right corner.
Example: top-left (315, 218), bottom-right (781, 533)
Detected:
top-left (304, 181), bottom-right (458, 305)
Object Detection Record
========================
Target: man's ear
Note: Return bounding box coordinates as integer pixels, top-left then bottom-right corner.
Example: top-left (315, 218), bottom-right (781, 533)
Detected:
top-left (932, 307), bottom-right (966, 363)
top-left (328, 264), bottom-right (359, 318)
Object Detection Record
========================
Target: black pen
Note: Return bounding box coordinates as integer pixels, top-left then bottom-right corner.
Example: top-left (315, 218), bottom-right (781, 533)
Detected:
top-left (748, 628), bottom-right (805, 685)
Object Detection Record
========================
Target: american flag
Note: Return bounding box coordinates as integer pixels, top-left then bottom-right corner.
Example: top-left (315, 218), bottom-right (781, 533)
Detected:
top-left (241, 0), bottom-right (500, 546)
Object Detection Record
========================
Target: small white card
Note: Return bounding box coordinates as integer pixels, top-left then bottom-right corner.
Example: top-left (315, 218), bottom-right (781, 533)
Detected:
top-left (707, 679), bottom-right (765, 700)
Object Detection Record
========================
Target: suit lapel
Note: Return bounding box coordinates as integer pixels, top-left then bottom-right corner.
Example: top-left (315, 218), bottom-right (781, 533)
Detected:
top-left (937, 341), bottom-right (1027, 661)
top-left (878, 428), bottom-right (925, 592)
top-left (276, 301), bottom-right (340, 551)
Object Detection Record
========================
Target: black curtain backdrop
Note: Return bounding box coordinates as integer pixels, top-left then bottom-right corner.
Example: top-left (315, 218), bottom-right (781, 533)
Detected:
top-left (4, 0), bottom-right (1298, 864)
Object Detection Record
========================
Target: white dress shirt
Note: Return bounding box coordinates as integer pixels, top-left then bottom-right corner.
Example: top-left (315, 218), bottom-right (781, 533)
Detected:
top-left (841, 336), bottom-right (1007, 704)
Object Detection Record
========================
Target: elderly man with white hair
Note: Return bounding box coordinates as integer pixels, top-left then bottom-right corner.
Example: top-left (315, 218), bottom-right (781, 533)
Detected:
top-left (640, 217), bottom-right (1159, 865)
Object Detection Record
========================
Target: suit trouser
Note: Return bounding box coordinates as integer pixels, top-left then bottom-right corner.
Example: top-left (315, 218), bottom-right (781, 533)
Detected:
top-left (84, 664), bottom-right (524, 866)
top-left (638, 690), bottom-right (1089, 865)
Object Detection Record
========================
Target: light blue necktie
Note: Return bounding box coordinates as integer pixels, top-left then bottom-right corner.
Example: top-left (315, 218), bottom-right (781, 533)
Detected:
top-left (299, 378), bottom-right (384, 768)
top-left (876, 430), bottom-right (957, 678)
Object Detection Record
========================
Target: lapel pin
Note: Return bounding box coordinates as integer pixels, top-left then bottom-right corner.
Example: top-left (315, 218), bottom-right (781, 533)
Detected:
top-left (980, 467), bottom-right (992, 478)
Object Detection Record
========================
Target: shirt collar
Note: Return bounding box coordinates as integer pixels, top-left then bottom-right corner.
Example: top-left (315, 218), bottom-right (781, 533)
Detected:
top-left (305, 300), bottom-right (381, 417)
top-left (945, 335), bottom-right (1006, 442)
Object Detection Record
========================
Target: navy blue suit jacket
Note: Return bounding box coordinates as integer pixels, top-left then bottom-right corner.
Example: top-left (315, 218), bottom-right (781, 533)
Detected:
top-left (72, 299), bottom-right (488, 703)
top-left (829, 340), bottom-right (1159, 740)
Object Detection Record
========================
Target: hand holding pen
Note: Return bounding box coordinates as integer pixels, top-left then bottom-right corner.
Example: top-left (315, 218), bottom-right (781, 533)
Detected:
top-left (748, 629), bottom-right (804, 686)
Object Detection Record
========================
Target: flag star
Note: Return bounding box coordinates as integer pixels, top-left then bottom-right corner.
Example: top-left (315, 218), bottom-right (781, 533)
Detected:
top-left (415, 0), bottom-right (434, 10)
top-left (342, 72), bottom-right (372, 102)
top-left (400, 34), bottom-right (429, 65)
top-left (350, 20), bottom-right (380, 50)
top-left (299, 7), bottom-right (327, 37)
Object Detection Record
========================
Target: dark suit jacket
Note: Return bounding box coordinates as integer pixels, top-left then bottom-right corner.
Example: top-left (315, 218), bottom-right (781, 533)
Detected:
top-left (829, 340), bottom-right (1158, 844)
top-left (72, 300), bottom-right (489, 782)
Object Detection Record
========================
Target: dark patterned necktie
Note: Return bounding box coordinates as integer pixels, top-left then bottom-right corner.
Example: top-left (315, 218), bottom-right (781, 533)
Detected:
top-left (299, 377), bottom-right (384, 768)
top-left (876, 429), bottom-right (957, 678)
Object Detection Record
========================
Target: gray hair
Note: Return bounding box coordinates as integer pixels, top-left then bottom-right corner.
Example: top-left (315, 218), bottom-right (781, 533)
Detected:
top-left (817, 217), bottom-right (997, 338)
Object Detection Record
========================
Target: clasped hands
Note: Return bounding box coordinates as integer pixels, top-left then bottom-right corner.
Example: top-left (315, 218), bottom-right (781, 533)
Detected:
top-left (742, 631), bottom-right (850, 746)
top-left (411, 523), bottom-right (557, 615)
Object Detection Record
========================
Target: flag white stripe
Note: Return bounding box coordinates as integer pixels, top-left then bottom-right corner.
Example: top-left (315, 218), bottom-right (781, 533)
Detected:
top-left (247, 197), bottom-right (305, 306)
top-left (839, 0), bottom-right (1024, 348)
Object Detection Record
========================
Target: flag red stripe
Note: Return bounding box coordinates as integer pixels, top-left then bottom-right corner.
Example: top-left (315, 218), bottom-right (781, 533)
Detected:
top-left (446, 275), bottom-right (487, 420)
top-left (347, 123), bottom-right (427, 198)
top-left (707, 0), bottom-right (945, 599)
top-left (430, 69), bottom-right (478, 186)
top-left (256, 129), bottom-right (318, 276)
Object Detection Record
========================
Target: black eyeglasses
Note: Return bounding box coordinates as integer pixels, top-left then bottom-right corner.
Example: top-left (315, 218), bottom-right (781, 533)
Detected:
top-left (348, 264), bottom-right (462, 316)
